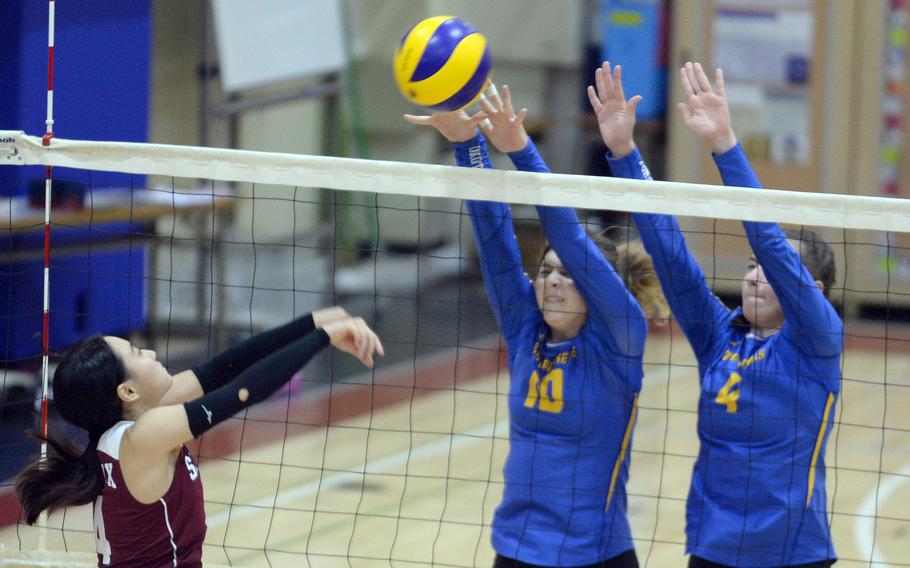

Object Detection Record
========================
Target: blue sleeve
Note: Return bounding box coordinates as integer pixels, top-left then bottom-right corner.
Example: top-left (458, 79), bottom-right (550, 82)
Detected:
top-left (713, 145), bottom-right (843, 358)
top-left (511, 140), bottom-right (647, 357)
top-left (454, 134), bottom-right (539, 350)
top-left (507, 138), bottom-right (551, 174)
top-left (610, 147), bottom-right (732, 362)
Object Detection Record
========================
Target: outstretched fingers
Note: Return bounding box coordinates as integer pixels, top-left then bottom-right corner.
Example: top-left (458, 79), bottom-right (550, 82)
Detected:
top-left (488, 83), bottom-right (504, 112)
top-left (351, 318), bottom-right (373, 367)
top-left (684, 62), bottom-right (701, 95)
top-left (403, 113), bottom-right (433, 125)
top-left (595, 64), bottom-right (608, 103)
top-left (715, 67), bottom-right (726, 97)
top-left (587, 85), bottom-right (603, 113)
top-left (613, 64), bottom-right (627, 103)
top-left (362, 324), bottom-right (385, 366)
top-left (514, 107), bottom-right (528, 126)
top-left (478, 94), bottom-right (497, 116)
top-left (500, 84), bottom-right (516, 116)
top-left (680, 66), bottom-right (696, 98)
top-left (466, 110), bottom-right (489, 128)
top-left (694, 62), bottom-right (713, 93)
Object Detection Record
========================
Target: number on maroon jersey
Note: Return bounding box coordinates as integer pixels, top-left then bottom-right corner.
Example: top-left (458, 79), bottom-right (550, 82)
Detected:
top-left (94, 495), bottom-right (112, 565)
top-left (185, 455), bottom-right (199, 480)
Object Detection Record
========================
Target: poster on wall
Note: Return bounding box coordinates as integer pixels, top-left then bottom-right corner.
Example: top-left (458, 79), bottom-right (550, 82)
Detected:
top-left (877, 1), bottom-right (910, 282)
top-left (713, 3), bottom-right (813, 166)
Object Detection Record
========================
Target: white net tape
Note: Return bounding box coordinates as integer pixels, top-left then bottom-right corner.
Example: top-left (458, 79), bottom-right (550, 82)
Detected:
top-left (3, 130), bottom-right (909, 232)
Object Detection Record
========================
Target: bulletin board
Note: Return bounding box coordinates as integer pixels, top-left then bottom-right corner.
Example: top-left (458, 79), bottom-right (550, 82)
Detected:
top-left (704, 0), bottom-right (824, 192)
top-left (878, 1), bottom-right (910, 285)
top-left (672, 0), bottom-right (827, 297)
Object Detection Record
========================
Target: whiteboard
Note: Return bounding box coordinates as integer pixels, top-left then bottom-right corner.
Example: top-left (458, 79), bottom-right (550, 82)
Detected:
top-left (212, 0), bottom-right (346, 93)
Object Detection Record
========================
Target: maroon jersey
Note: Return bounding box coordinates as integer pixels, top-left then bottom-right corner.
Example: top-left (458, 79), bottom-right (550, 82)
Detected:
top-left (95, 421), bottom-right (206, 567)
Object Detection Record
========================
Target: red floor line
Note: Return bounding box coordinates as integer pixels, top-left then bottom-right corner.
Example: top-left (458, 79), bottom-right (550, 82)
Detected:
top-left (3, 320), bottom-right (908, 527)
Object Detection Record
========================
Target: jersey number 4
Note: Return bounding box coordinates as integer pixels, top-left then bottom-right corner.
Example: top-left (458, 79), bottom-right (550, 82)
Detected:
top-left (524, 369), bottom-right (564, 413)
top-left (715, 372), bottom-right (742, 413)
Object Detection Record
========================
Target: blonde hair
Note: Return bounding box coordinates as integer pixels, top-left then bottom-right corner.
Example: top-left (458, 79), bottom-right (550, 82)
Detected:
top-left (611, 240), bottom-right (669, 322)
top-left (540, 233), bottom-right (669, 322)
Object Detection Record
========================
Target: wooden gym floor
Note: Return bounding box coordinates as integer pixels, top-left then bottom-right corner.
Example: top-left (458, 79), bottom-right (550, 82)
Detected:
top-left (2, 325), bottom-right (909, 568)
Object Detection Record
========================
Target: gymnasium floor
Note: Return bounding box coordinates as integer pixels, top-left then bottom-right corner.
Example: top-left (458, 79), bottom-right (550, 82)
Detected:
top-left (2, 324), bottom-right (908, 568)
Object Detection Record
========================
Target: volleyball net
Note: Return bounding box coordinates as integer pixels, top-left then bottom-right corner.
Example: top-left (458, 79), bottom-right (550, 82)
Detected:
top-left (1, 130), bottom-right (909, 567)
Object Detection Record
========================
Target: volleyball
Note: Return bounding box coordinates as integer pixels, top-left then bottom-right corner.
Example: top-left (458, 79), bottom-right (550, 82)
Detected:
top-left (393, 15), bottom-right (492, 111)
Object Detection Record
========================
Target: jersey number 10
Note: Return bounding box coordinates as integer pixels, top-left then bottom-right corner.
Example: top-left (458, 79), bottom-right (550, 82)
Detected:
top-left (524, 368), bottom-right (564, 413)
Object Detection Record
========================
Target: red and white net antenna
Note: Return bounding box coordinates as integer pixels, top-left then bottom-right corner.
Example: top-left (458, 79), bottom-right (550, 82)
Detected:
top-left (40, 0), bottom-right (56, 461)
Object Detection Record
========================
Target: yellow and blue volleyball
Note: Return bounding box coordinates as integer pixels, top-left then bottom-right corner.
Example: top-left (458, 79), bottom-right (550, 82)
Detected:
top-left (393, 16), bottom-right (491, 111)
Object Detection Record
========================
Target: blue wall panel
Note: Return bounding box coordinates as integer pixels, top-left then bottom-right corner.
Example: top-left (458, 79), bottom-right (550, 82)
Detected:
top-left (2, 0), bottom-right (151, 193)
top-left (601, 0), bottom-right (669, 120)
top-left (0, 1), bottom-right (152, 358)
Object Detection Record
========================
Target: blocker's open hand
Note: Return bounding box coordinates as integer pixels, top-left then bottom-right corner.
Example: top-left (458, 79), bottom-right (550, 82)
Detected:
top-left (677, 62), bottom-right (737, 155)
top-left (476, 83), bottom-right (529, 153)
top-left (587, 61), bottom-right (641, 158)
top-left (403, 109), bottom-right (487, 143)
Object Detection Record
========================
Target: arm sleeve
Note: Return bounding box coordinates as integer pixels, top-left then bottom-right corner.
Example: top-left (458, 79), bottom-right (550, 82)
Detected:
top-left (192, 314), bottom-right (316, 393)
top-left (610, 147), bottom-right (731, 361)
top-left (509, 140), bottom-right (647, 356)
top-left (713, 145), bottom-right (843, 357)
top-left (184, 329), bottom-right (330, 437)
top-left (454, 134), bottom-right (539, 350)
top-left (507, 138), bottom-right (551, 174)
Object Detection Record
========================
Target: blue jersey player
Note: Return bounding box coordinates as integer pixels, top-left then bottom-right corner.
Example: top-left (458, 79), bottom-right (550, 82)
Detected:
top-left (587, 61), bottom-right (840, 568)
top-left (405, 87), bottom-right (667, 568)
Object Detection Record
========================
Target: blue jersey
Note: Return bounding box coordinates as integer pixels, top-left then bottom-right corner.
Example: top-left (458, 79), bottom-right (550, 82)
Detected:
top-left (454, 135), bottom-right (647, 565)
top-left (608, 145), bottom-right (842, 566)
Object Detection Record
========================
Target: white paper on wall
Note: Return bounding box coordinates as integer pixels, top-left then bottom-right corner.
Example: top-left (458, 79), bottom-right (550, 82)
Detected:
top-left (213, 0), bottom-right (346, 93)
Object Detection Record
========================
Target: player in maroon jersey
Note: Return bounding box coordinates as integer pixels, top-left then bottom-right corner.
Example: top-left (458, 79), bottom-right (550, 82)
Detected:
top-left (16, 306), bottom-right (383, 567)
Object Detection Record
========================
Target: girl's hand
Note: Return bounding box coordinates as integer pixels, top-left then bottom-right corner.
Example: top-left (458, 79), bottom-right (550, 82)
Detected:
top-left (677, 62), bottom-right (737, 155)
top-left (322, 317), bottom-right (385, 368)
top-left (403, 109), bottom-right (488, 143)
top-left (476, 83), bottom-right (529, 153)
top-left (312, 306), bottom-right (349, 328)
top-left (587, 61), bottom-right (641, 158)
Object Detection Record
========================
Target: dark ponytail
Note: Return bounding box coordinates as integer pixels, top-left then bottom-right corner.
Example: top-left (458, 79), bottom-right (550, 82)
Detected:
top-left (15, 335), bottom-right (126, 524)
top-left (783, 227), bottom-right (836, 299)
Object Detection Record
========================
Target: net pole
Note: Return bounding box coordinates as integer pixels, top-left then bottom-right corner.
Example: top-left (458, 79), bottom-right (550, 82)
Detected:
top-left (36, 0), bottom-right (55, 545)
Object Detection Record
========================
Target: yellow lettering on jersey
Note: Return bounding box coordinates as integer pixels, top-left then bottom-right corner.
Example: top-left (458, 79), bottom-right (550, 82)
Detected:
top-left (524, 371), bottom-right (540, 409)
top-left (722, 350), bottom-right (740, 363)
top-left (532, 338), bottom-right (576, 371)
top-left (715, 372), bottom-right (742, 413)
top-left (538, 368), bottom-right (564, 413)
top-left (723, 348), bottom-right (766, 369)
top-left (524, 369), bottom-right (564, 414)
